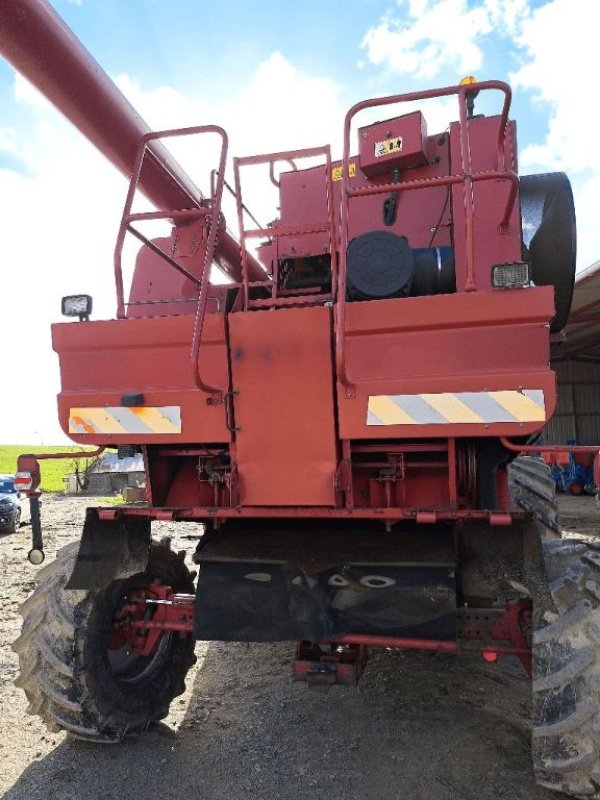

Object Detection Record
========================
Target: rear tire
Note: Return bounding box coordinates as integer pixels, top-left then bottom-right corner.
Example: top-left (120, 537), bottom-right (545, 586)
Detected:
top-left (533, 539), bottom-right (600, 797)
top-left (13, 539), bottom-right (196, 741)
top-left (508, 454), bottom-right (561, 538)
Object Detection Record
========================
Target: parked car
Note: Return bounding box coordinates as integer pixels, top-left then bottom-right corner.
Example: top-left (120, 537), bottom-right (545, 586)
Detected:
top-left (0, 475), bottom-right (30, 533)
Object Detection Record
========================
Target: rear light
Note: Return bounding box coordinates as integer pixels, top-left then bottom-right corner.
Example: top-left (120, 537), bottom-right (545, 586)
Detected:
top-left (61, 294), bottom-right (93, 321)
top-left (491, 262), bottom-right (530, 289)
top-left (13, 471), bottom-right (33, 491)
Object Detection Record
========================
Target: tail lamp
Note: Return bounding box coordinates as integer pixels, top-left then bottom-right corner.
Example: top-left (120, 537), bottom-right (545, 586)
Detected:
top-left (13, 471), bottom-right (33, 492)
top-left (491, 262), bottom-right (531, 289)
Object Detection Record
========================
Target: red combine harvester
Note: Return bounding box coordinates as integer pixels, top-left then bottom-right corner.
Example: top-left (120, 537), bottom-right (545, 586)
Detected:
top-left (1, 2), bottom-right (597, 796)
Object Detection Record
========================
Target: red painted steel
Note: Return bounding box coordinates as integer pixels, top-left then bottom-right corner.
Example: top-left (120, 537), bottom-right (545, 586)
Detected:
top-left (500, 437), bottom-right (600, 455)
top-left (229, 305), bottom-right (338, 506)
top-left (338, 287), bottom-right (555, 440)
top-left (2, 26), bottom-right (563, 529)
top-left (449, 117), bottom-right (521, 293)
top-left (336, 635), bottom-right (458, 652)
top-left (16, 449), bottom-right (104, 494)
top-left (234, 146), bottom-right (337, 310)
top-left (358, 111), bottom-right (429, 176)
top-left (113, 590), bottom-right (531, 674)
top-left (294, 642), bottom-right (368, 685)
top-left (336, 82), bottom-right (514, 395)
top-left (96, 505), bottom-right (525, 523)
top-left (114, 125), bottom-right (229, 396)
top-left (109, 582), bottom-right (194, 658)
top-left (333, 601), bottom-right (531, 675)
top-left (52, 314), bottom-right (231, 444)
top-left (267, 134), bottom-right (452, 267)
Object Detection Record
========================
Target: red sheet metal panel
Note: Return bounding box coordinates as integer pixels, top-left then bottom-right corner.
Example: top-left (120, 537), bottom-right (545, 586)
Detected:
top-left (338, 287), bottom-right (556, 439)
top-left (229, 306), bottom-right (337, 506)
top-left (52, 314), bottom-right (230, 444)
top-left (449, 115), bottom-right (521, 293)
top-left (271, 133), bottom-right (451, 263)
top-left (358, 111), bottom-right (428, 176)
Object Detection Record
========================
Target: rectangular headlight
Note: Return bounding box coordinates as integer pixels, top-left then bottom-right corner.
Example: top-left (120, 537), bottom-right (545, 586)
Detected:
top-left (61, 294), bottom-right (93, 320)
top-left (491, 262), bottom-right (530, 289)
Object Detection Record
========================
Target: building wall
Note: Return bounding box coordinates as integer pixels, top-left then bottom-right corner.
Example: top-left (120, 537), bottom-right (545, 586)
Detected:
top-left (86, 471), bottom-right (145, 495)
top-left (544, 360), bottom-right (600, 444)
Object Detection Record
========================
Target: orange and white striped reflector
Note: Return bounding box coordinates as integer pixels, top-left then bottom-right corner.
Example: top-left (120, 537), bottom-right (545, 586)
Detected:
top-left (69, 406), bottom-right (181, 435)
top-left (367, 390), bottom-right (545, 426)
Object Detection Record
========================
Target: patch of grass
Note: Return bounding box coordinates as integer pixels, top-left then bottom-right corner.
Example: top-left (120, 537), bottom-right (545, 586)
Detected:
top-left (0, 445), bottom-right (97, 492)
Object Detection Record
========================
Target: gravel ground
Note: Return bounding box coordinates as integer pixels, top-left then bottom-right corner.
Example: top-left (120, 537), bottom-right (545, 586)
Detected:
top-left (1, 494), bottom-right (597, 800)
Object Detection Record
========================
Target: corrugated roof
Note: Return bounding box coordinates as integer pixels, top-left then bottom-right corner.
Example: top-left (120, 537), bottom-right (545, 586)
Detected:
top-left (552, 260), bottom-right (600, 362)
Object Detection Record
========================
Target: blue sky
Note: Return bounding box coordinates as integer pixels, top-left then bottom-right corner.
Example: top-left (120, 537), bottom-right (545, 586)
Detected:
top-left (0, 0), bottom-right (596, 443)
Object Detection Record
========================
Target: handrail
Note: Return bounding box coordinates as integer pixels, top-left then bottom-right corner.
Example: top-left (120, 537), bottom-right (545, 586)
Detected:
top-left (234, 146), bottom-right (337, 311)
top-left (336, 80), bottom-right (512, 399)
top-left (114, 124), bottom-right (229, 398)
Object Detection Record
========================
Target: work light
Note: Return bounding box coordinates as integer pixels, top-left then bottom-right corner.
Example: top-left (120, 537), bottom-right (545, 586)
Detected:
top-left (61, 294), bottom-right (93, 321)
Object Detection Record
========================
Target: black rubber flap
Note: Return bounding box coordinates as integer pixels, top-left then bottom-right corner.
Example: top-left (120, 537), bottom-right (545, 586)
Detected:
top-left (346, 230), bottom-right (415, 298)
top-left (195, 527), bottom-right (456, 642)
top-left (520, 172), bottom-right (576, 332)
top-left (66, 509), bottom-right (150, 589)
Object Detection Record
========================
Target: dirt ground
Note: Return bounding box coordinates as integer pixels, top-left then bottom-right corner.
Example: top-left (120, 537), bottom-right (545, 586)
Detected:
top-left (0, 494), bottom-right (598, 800)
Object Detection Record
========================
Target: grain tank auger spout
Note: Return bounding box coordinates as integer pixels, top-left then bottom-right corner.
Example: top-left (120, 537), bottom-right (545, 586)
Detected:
top-left (5, 2), bottom-right (600, 796)
top-left (0, 0), bottom-right (265, 285)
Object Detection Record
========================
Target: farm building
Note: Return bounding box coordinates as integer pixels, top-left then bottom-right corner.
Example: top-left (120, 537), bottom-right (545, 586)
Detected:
top-left (64, 452), bottom-right (145, 495)
top-left (546, 260), bottom-right (600, 445)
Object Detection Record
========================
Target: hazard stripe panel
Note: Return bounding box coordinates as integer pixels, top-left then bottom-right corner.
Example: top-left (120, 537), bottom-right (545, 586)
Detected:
top-left (367, 390), bottom-right (545, 426)
top-left (69, 407), bottom-right (181, 435)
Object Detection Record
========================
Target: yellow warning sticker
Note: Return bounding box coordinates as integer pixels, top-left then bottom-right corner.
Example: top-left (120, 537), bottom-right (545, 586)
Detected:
top-left (374, 136), bottom-right (403, 159)
top-left (332, 162), bottom-right (357, 181)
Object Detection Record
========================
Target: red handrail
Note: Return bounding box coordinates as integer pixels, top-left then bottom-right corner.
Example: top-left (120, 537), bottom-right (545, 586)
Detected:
top-left (114, 125), bottom-right (229, 397)
top-left (234, 146), bottom-right (338, 311)
top-left (336, 80), bottom-right (513, 399)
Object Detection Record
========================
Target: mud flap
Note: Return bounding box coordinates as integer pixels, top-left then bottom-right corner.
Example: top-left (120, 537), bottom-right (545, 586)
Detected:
top-left (66, 508), bottom-right (151, 590)
top-left (194, 526), bottom-right (456, 642)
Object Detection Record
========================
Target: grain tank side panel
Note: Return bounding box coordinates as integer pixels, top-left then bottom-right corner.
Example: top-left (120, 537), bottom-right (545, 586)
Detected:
top-left (52, 314), bottom-right (231, 444)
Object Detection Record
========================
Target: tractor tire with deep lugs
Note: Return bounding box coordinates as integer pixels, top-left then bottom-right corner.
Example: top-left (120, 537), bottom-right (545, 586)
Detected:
top-left (508, 454), bottom-right (561, 538)
top-left (13, 539), bottom-right (196, 742)
top-left (532, 538), bottom-right (600, 797)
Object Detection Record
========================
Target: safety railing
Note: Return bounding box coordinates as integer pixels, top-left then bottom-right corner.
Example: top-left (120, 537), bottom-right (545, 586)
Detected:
top-left (336, 80), bottom-right (516, 398)
top-left (233, 146), bottom-right (338, 311)
top-left (114, 125), bottom-right (228, 398)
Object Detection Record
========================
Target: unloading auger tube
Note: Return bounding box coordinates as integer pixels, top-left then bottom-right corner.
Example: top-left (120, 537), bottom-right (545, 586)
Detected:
top-left (0, 0), bottom-right (264, 283)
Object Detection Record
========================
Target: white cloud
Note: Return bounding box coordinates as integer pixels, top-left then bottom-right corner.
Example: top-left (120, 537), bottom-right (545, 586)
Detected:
top-left (0, 126), bottom-right (16, 152)
top-left (0, 53), bottom-right (344, 443)
top-left (511, 0), bottom-right (595, 173)
top-left (361, 0), bottom-right (531, 80)
top-left (510, 0), bottom-right (598, 268)
top-left (361, 0), bottom-right (598, 269)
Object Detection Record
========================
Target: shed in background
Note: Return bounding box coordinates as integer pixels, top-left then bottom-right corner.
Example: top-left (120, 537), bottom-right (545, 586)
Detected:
top-left (64, 452), bottom-right (145, 495)
top-left (546, 260), bottom-right (600, 445)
